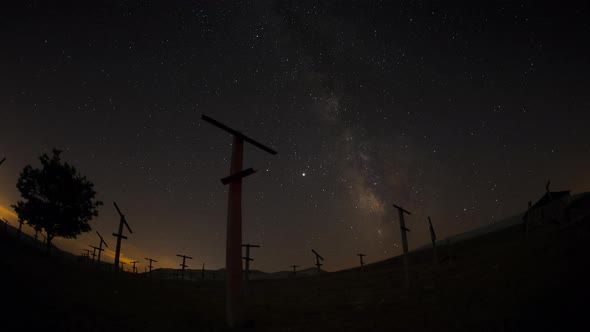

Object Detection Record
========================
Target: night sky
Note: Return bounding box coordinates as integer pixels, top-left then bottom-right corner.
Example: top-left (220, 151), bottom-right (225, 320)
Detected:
top-left (1, 1), bottom-right (589, 272)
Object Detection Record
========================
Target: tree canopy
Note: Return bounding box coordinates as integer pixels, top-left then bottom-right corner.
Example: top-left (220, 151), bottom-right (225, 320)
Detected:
top-left (13, 149), bottom-right (103, 254)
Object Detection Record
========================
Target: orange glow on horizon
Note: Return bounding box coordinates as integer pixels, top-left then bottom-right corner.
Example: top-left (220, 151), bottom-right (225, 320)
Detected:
top-left (0, 204), bottom-right (17, 220)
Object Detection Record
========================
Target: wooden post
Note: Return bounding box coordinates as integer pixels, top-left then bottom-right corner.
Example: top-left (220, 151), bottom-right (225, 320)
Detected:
top-left (393, 204), bottom-right (412, 288)
top-left (145, 257), bottom-right (157, 275)
top-left (131, 261), bottom-right (139, 274)
top-left (112, 202), bottom-right (132, 272)
top-left (428, 216), bottom-right (439, 267)
top-left (96, 231), bottom-right (108, 265)
top-left (202, 114), bottom-right (277, 328)
top-left (176, 254), bottom-right (193, 280)
top-left (89, 245), bottom-right (98, 263)
top-left (242, 244), bottom-right (260, 281)
top-left (357, 254), bottom-right (366, 269)
top-left (311, 249), bottom-right (324, 273)
top-left (83, 249), bottom-right (92, 264)
top-left (226, 135), bottom-right (244, 325)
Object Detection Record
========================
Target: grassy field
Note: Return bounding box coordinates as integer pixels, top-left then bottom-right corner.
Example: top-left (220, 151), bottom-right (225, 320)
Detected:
top-left (2, 214), bottom-right (590, 331)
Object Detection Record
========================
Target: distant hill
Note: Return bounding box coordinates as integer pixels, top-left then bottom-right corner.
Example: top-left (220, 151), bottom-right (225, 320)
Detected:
top-left (148, 266), bottom-right (324, 281)
top-left (415, 191), bottom-right (590, 252)
top-left (3, 190), bottom-right (590, 331)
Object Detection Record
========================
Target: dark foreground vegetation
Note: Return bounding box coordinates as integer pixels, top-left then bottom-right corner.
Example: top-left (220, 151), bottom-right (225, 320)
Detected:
top-left (2, 213), bottom-right (590, 331)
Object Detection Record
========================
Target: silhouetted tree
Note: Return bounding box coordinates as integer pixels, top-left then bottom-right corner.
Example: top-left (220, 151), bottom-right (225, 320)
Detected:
top-left (13, 149), bottom-right (103, 255)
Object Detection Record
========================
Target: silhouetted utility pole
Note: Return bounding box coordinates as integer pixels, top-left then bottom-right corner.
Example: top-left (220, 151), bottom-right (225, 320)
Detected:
top-left (89, 245), bottom-right (98, 263)
top-left (291, 265), bottom-right (299, 276)
top-left (428, 216), bottom-right (439, 267)
top-left (83, 249), bottom-right (92, 264)
top-left (145, 257), bottom-right (157, 275)
top-left (95, 231), bottom-right (108, 265)
top-left (130, 261), bottom-right (139, 274)
top-left (202, 114), bottom-right (277, 328)
top-left (202, 263), bottom-right (205, 279)
top-left (242, 244), bottom-right (260, 281)
top-left (120, 261), bottom-right (126, 271)
top-left (176, 254), bottom-right (193, 280)
top-left (112, 202), bottom-right (133, 272)
top-left (357, 254), bottom-right (366, 269)
top-left (393, 203), bottom-right (412, 288)
top-left (311, 249), bottom-right (324, 273)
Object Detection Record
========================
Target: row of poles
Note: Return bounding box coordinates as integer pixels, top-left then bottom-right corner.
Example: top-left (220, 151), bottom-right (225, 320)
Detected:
top-left (200, 115), bottom-right (447, 327)
top-left (200, 115), bottom-right (442, 327)
top-left (2, 113), bottom-right (441, 330)
top-left (81, 116), bottom-right (440, 328)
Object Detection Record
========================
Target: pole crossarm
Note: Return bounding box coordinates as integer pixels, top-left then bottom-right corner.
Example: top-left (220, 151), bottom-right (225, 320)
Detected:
top-left (114, 202), bottom-right (133, 233)
top-left (202, 115), bottom-right (277, 155)
top-left (392, 204), bottom-right (412, 215)
top-left (221, 168), bottom-right (257, 185)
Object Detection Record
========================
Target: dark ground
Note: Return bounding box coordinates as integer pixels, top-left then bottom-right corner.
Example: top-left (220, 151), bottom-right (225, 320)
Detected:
top-left (2, 215), bottom-right (589, 331)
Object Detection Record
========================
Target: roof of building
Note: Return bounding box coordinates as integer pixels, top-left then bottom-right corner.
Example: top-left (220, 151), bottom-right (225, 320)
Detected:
top-left (523, 191), bottom-right (571, 220)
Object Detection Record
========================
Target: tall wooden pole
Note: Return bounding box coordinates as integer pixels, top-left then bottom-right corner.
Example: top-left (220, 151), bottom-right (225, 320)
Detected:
top-left (357, 253), bottom-right (366, 268)
top-left (393, 204), bottom-right (412, 288)
top-left (177, 254), bottom-right (193, 280)
top-left (244, 244), bottom-right (251, 281)
top-left (428, 216), bottom-right (439, 267)
top-left (89, 245), bottom-right (98, 263)
top-left (145, 258), bottom-right (157, 275)
top-left (131, 261), bottom-right (139, 274)
top-left (112, 202), bottom-right (132, 272)
top-left (226, 135), bottom-right (244, 327)
top-left (242, 244), bottom-right (260, 281)
top-left (312, 249), bottom-right (324, 273)
top-left (96, 231), bottom-right (108, 265)
top-left (113, 217), bottom-right (124, 271)
top-left (202, 114), bottom-right (277, 328)
top-left (399, 209), bottom-right (409, 287)
top-left (83, 249), bottom-right (92, 264)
